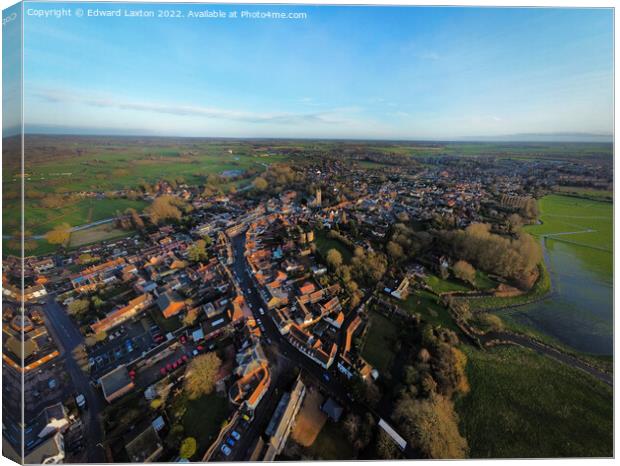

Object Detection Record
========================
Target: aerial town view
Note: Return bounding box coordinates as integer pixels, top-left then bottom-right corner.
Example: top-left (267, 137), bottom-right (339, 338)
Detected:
top-left (1, 2), bottom-right (614, 464)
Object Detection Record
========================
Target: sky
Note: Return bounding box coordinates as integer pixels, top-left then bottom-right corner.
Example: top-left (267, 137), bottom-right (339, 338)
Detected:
top-left (13, 3), bottom-right (615, 140)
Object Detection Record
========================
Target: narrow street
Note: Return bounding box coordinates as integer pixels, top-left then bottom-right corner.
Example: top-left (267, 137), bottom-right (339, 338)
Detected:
top-left (43, 296), bottom-right (106, 463)
top-left (227, 231), bottom-right (414, 458)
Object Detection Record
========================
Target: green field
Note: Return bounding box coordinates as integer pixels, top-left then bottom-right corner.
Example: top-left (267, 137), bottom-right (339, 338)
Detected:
top-left (525, 195), bottom-right (612, 251)
top-left (180, 392), bottom-right (229, 459)
top-left (424, 274), bottom-right (469, 293)
top-left (69, 223), bottom-right (134, 248)
top-left (4, 197), bottom-right (147, 236)
top-left (423, 271), bottom-right (497, 295)
top-left (555, 186), bottom-right (612, 202)
top-left (399, 290), bottom-right (458, 331)
top-left (525, 194), bottom-right (612, 277)
top-left (456, 345), bottom-right (612, 458)
top-left (361, 311), bottom-right (399, 373)
top-left (4, 138), bottom-right (293, 254)
top-left (315, 230), bottom-right (353, 264)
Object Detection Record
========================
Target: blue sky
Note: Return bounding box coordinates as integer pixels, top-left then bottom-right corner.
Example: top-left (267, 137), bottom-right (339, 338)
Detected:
top-left (18, 3), bottom-right (613, 140)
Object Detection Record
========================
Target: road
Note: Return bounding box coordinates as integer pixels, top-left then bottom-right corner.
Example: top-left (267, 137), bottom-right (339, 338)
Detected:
top-left (43, 296), bottom-right (106, 463)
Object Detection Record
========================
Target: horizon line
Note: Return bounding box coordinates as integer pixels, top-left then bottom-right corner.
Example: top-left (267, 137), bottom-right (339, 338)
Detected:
top-left (4, 132), bottom-right (614, 144)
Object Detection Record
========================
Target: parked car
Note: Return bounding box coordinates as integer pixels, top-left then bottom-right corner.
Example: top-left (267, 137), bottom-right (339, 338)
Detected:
top-left (221, 445), bottom-right (232, 456)
top-left (230, 431), bottom-right (241, 441)
top-left (226, 437), bottom-right (235, 447)
top-left (75, 394), bottom-right (87, 409)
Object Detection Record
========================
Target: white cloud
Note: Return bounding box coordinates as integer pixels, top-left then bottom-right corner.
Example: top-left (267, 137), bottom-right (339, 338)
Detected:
top-left (33, 88), bottom-right (344, 126)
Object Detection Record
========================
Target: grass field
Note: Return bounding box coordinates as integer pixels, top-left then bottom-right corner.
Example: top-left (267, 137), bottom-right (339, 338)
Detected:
top-left (525, 195), bottom-right (612, 252)
top-left (456, 345), bottom-right (612, 458)
top-left (180, 392), bottom-right (229, 459)
top-left (555, 186), bottom-right (612, 202)
top-left (399, 290), bottom-right (458, 331)
top-left (69, 224), bottom-right (134, 248)
top-left (361, 311), bottom-right (399, 373)
top-left (424, 271), bottom-right (497, 294)
top-left (424, 274), bottom-right (469, 293)
top-left (4, 198), bottom-right (148, 236)
top-left (315, 230), bottom-right (353, 264)
top-left (525, 194), bottom-right (612, 280)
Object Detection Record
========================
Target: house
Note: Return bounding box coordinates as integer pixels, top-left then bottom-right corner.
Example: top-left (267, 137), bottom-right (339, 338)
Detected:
top-left (99, 365), bottom-right (134, 403)
top-left (157, 291), bottom-right (185, 319)
top-left (124, 425), bottom-right (164, 463)
top-left (91, 293), bottom-right (153, 334)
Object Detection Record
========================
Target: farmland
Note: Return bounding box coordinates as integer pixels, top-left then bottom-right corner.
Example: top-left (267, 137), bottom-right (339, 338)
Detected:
top-left (456, 345), bottom-right (613, 458)
top-left (3, 136), bottom-right (294, 256)
top-left (525, 194), bottom-right (612, 277)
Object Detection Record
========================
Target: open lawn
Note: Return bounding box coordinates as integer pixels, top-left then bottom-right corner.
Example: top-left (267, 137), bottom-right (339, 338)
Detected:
top-left (69, 224), bottom-right (134, 248)
top-left (361, 311), bottom-right (399, 373)
top-left (424, 271), bottom-right (497, 294)
top-left (399, 290), bottom-right (458, 331)
top-left (177, 392), bottom-right (229, 459)
top-left (456, 345), bottom-right (612, 458)
top-left (315, 230), bottom-right (353, 264)
top-left (424, 274), bottom-right (469, 293)
top-left (525, 195), bottom-right (612, 252)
